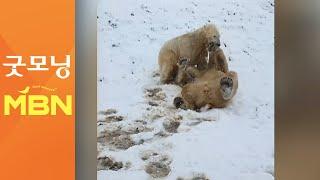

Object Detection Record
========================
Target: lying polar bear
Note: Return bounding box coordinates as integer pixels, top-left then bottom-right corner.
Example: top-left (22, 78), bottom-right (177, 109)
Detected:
top-left (158, 24), bottom-right (225, 85)
top-left (173, 68), bottom-right (238, 111)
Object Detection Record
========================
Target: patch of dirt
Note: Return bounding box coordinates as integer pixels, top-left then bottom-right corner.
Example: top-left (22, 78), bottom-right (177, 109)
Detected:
top-left (98, 121), bottom-right (153, 150)
top-left (155, 154), bottom-right (172, 165)
top-left (142, 150), bottom-right (173, 178)
top-left (143, 108), bottom-right (169, 121)
top-left (97, 109), bottom-right (125, 123)
top-left (140, 150), bottom-right (159, 161)
top-left (99, 109), bottom-right (117, 115)
top-left (110, 135), bottom-right (136, 150)
top-left (145, 87), bottom-right (166, 101)
top-left (98, 131), bottom-right (133, 149)
top-left (123, 122), bottom-right (154, 134)
top-left (97, 156), bottom-right (123, 171)
top-left (145, 161), bottom-right (171, 178)
top-left (105, 115), bottom-right (124, 123)
top-left (163, 118), bottom-right (181, 133)
top-left (98, 126), bottom-right (122, 143)
top-left (177, 173), bottom-right (210, 180)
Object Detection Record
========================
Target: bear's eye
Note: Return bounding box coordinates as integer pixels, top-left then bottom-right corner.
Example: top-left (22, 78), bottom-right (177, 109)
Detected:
top-left (213, 35), bottom-right (217, 38)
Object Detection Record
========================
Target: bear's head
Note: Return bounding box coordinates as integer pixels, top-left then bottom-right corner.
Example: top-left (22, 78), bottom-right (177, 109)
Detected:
top-left (201, 24), bottom-right (221, 52)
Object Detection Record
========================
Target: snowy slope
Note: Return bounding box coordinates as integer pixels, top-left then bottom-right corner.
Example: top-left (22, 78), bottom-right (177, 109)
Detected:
top-left (97, 0), bottom-right (274, 179)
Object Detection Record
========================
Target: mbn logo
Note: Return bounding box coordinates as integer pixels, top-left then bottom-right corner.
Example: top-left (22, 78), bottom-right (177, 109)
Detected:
top-left (4, 87), bottom-right (72, 116)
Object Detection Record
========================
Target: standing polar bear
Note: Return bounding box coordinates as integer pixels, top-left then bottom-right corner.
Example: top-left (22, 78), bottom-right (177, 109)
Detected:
top-left (158, 24), bottom-right (224, 84)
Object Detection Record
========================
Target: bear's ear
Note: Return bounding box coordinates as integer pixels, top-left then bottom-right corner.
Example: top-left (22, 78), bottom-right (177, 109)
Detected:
top-left (220, 77), bottom-right (233, 100)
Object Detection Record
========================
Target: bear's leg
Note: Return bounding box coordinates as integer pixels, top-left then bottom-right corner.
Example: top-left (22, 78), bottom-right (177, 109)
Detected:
top-left (175, 58), bottom-right (192, 86)
top-left (159, 51), bottom-right (178, 84)
top-left (160, 64), bottom-right (178, 83)
top-left (209, 48), bottom-right (229, 73)
top-left (216, 49), bottom-right (229, 73)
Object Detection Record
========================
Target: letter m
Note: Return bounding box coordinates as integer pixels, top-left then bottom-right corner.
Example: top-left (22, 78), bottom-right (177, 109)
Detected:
top-left (4, 95), bottom-right (26, 115)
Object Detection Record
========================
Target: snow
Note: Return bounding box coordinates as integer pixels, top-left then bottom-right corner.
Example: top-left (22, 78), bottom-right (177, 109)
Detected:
top-left (97, 0), bottom-right (274, 179)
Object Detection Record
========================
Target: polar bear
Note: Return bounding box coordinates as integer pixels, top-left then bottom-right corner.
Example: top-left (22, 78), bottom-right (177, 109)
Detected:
top-left (158, 24), bottom-right (222, 84)
top-left (173, 69), bottom-right (238, 111)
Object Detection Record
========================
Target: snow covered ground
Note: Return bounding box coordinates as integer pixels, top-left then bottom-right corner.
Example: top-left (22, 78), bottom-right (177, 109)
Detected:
top-left (97, 0), bottom-right (274, 179)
